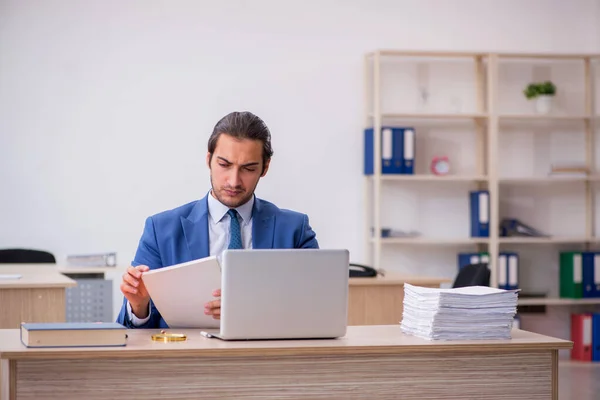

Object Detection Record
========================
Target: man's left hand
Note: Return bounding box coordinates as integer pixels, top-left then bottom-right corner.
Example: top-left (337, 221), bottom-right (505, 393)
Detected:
top-left (204, 289), bottom-right (221, 319)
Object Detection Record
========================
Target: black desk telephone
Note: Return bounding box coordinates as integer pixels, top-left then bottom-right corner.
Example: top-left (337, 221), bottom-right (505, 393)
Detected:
top-left (349, 263), bottom-right (380, 278)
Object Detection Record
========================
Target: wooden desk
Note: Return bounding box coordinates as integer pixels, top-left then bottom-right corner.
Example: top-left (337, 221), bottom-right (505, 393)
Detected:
top-left (0, 265), bottom-right (76, 329)
top-left (0, 325), bottom-right (571, 399)
top-left (348, 273), bottom-right (450, 325)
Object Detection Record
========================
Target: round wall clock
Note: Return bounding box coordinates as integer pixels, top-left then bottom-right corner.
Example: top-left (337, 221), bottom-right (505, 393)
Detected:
top-left (431, 156), bottom-right (450, 175)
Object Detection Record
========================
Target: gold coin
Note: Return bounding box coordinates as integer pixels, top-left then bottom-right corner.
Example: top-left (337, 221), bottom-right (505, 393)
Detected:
top-left (151, 333), bottom-right (187, 342)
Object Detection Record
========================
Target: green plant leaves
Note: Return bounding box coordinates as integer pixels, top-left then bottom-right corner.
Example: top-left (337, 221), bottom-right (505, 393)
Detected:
top-left (523, 81), bottom-right (556, 99)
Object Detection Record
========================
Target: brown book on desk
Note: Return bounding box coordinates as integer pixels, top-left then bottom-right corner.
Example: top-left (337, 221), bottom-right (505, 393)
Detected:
top-left (20, 322), bottom-right (127, 348)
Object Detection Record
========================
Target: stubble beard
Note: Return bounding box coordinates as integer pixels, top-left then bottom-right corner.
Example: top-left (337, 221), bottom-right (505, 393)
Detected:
top-left (209, 173), bottom-right (255, 208)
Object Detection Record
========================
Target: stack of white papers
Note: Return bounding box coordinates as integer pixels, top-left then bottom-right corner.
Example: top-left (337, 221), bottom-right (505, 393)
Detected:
top-left (400, 283), bottom-right (519, 341)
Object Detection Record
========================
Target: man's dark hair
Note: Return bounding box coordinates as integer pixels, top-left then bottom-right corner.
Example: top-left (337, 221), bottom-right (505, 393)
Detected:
top-left (208, 111), bottom-right (273, 173)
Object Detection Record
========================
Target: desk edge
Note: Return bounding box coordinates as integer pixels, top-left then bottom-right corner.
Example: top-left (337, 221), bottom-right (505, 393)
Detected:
top-left (0, 340), bottom-right (573, 361)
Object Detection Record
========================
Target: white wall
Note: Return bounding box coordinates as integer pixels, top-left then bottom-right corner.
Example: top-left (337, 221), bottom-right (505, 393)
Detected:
top-left (597, 0), bottom-right (600, 50)
top-left (1, 0), bottom-right (599, 319)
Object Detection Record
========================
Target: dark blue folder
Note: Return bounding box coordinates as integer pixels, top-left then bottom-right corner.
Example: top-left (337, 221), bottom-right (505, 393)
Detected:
top-left (364, 127), bottom-right (404, 175)
top-left (506, 252), bottom-right (519, 290)
top-left (402, 128), bottom-right (415, 174)
top-left (593, 313), bottom-right (600, 361)
top-left (469, 190), bottom-right (490, 237)
top-left (582, 252), bottom-right (600, 298)
top-left (458, 253), bottom-right (479, 271)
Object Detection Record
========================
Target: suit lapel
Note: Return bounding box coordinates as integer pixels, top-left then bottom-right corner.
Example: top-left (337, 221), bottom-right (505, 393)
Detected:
top-left (252, 198), bottom-right (275, 249)
top-left (181, 194), bottom-right (210, 260)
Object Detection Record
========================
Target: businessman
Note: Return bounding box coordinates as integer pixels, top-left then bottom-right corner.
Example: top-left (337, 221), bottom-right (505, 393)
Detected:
top-left (116, 111), bottom-right (319, 329)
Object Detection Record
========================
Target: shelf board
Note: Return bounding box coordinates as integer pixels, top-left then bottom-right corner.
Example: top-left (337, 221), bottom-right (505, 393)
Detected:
top-left (498, 114), bottom-right (591, 121)
top-left (518, 298), bottom-right (600, 306)
top-left (371, 112), bottom-right (488, 120)
top-left (499, 177), bottom-right (588, 184)
top-left (367, 175), bottom-right (488, 182)
top-left (371, 236), bottom-right (597, 245)
top-left (372, 237), bottom-right (489, 245)
top-left (498, 237), bottom-right (597, 244)
top-left (374, 50), bottom-right (487, 58)
top-left (370, 50), bottom-right (600, 60)
top-left (497, 52), bottom-right (600, 60)
top-left (558, 359), bottom-right (600, 367)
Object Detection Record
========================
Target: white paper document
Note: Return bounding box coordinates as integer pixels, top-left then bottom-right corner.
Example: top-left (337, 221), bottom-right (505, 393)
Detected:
top-left (400, 283), bottom-right (520, 341)
top-left (141, 256), bottom-right (221, 329)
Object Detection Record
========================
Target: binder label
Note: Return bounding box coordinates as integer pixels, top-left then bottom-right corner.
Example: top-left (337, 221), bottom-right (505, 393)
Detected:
top-left (574, 254), bottom-right (582, 283)
top-left (595, 254), bottom-right (600, 284)
top-left (470, 255), bottom-right (479, 264)
top-left (404, 129), bottom-right (415, 160)
top-left (498, 255), bottom-right (507, 286)
top-left (481, 255), bottom-right (489, 263)
top-left (584, 316), bottom-right (592, 345)
top-left (509, 255), bottom-right (518, 286)
top-left (513, 315), bottom-right (521, 330)
top-left (479, 192), bottom-right (489, 224)
top-left (382, 128), bottom-right (392, 160)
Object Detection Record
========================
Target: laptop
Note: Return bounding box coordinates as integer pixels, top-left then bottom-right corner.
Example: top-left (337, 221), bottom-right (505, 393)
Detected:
top-left (201, 248), bottom-right (349, 340)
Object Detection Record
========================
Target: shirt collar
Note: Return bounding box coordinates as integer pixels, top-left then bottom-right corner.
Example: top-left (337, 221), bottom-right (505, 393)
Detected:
top-left (207, 191), bottom-right (254, 225)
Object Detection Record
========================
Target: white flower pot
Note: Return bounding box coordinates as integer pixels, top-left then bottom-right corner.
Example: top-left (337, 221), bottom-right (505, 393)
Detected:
top-left (535, 95), bottom-right (553, 114)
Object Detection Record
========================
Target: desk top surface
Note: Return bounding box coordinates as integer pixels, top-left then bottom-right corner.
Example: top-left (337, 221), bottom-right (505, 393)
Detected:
top-left (0, 265), bottom-right (76, 289)
top-left (349, 272), bottom-right (451, 286)
top-left (1, 264), bottom-right (449, 288)
top-left (0, 325), bottom-right (572, 360)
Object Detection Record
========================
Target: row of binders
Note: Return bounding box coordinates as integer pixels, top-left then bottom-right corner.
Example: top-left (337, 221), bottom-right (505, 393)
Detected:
top-left (458, 252), bottom-right (519, 290)
top-left (458, 250), bottom-right (599, 297)
top-left (571, 313), bottom-right (600, 362)
top-left (364, 126), bottom-right (415, 174)
top-left (560, 251), bottom-right (600, 298)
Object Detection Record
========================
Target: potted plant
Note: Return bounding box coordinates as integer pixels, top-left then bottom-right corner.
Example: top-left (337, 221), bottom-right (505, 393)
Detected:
top-left (523, 81), bottom-right (556, 114)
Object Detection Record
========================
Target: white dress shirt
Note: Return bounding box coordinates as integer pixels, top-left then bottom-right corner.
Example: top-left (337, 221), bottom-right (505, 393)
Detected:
top-left (127, 193), bottom-right (254, 325)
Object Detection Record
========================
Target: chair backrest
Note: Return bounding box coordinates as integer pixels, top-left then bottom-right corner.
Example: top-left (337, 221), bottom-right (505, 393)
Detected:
top-left (0, 248), bottom-right (56, 264)
top-left (452, 263), bottom-right (490, 288)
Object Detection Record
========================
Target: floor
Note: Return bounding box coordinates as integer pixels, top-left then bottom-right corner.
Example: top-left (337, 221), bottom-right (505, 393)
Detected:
top-left (559, 361), bottom-right (600, 400)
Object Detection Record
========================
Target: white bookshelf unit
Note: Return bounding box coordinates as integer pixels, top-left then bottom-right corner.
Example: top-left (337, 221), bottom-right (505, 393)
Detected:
top-left (363, 50), bottom-right (600, 301)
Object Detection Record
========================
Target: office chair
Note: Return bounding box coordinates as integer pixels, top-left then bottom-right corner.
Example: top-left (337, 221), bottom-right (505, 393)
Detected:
top-left (0, 248), bottom-right (56, 264)
top-left (452, 263), bottom-right (490, 288)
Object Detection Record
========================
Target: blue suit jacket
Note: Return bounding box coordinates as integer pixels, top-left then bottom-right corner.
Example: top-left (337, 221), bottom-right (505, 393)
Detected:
top-left (116, 194), bottom-right (319, 328)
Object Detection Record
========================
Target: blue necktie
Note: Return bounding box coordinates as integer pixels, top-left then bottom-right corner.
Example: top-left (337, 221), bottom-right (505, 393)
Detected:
top-left (227, 209), bottom-right (243, 249)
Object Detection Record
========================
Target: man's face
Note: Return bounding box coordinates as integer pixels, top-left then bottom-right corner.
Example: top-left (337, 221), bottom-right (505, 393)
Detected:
top-left (207, 133), bottom-right (270, 208)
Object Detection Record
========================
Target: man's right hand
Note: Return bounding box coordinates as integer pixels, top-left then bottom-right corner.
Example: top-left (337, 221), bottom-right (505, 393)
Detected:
top-left (120, 265), bottom-right (151, 319)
